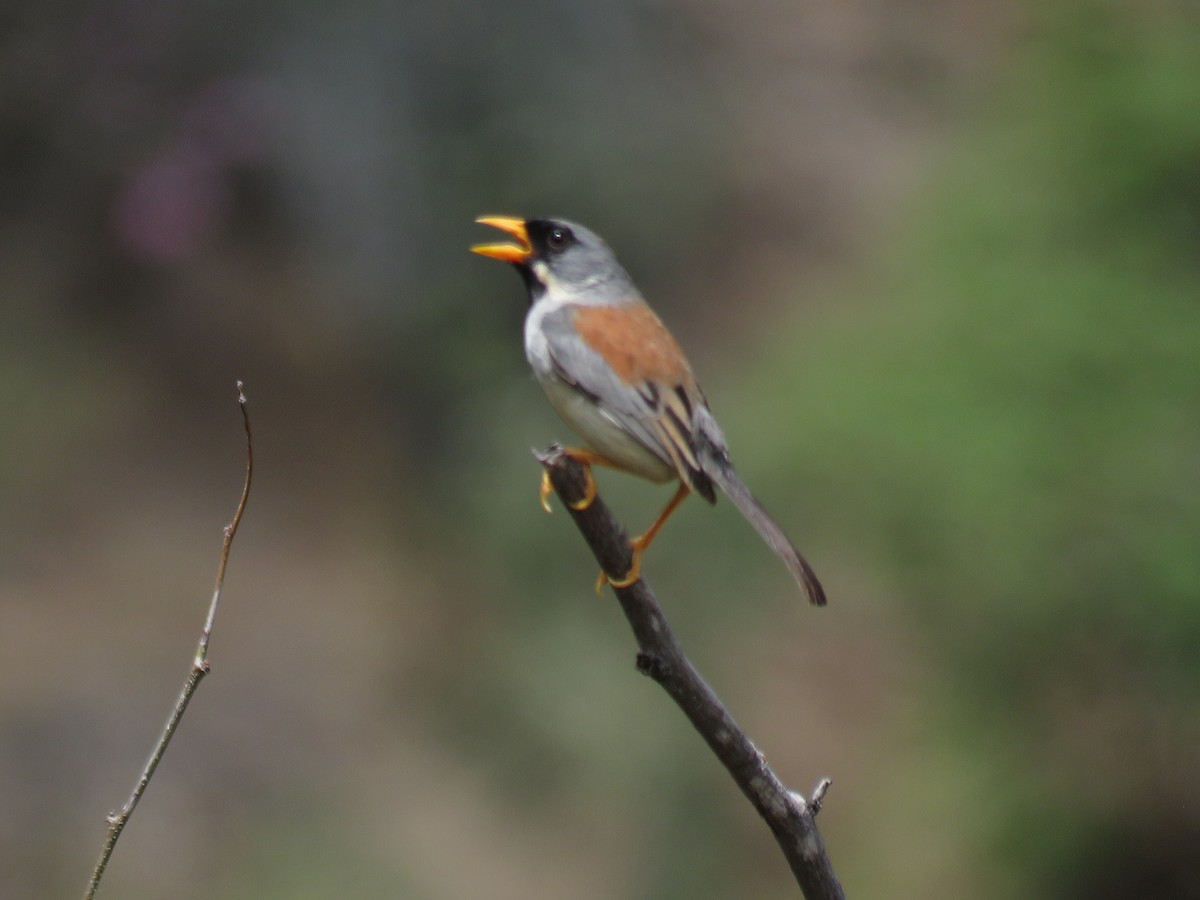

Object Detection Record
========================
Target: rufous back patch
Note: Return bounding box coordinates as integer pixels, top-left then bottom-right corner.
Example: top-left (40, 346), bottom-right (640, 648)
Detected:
top-left (572, 303), bottom-right (695, 387)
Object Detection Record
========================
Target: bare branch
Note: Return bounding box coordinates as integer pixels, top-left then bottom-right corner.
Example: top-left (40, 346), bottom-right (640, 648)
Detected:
top-left (83, 381), bottom-right (254, 900)
top-left (809, 778), bottom-right (833, 816)
top-left (535, 444), bottom-right (844, 900)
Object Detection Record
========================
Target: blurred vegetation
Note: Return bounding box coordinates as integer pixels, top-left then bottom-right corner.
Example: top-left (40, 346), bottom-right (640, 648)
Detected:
top-left (429, 3), bottom-right (1200, 896)
top-left (2, 1), bottom-right (1199, 899)
top-left (763, 4), bottom-right (1200, 896)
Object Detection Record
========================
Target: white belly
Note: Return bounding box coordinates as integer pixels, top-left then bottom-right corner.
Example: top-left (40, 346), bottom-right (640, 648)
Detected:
top-left (539, 375), bottom-right (675, 484)
top-left (525, 295), bottom-right (675, 484)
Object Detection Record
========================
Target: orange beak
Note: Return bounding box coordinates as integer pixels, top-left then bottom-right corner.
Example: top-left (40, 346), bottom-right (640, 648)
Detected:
top-left (471, 216), bottom-right (532, 264)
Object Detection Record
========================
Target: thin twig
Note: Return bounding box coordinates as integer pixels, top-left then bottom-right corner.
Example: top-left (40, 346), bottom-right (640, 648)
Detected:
top-left (83, 382), bottom-right (254, 900)
top-left (535, 444), bottom-right (844, 900)
top-left (809, 778), bottom-right (833, 816)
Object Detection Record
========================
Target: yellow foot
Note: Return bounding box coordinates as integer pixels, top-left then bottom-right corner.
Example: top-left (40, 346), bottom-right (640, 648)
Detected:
top-left (592, 482), bottom-right (690, 594)
top-left (539, 457), bottom-right (598, 513)
top-left (570, 464), bottom-right (598, 510)
top-left (595, 537), bottom-right (647, 594)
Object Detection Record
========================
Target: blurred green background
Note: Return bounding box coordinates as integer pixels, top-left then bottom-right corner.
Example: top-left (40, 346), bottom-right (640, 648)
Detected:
top-left (3, 1), bottom-right (1198, 898)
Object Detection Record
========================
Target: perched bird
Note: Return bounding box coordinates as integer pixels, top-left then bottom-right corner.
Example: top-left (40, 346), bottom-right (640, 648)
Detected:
top-left (472, 216), bottom-right (825, 605)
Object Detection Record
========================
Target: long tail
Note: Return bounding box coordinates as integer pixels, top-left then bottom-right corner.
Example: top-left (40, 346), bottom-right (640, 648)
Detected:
top-left (703, 457), bottom-right (826, 606)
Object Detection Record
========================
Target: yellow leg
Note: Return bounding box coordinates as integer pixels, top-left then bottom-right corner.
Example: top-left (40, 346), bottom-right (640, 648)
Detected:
top-left (597, 482), bottom-right (691, 592)
top-left (539, 447), bottom-right (617, 513)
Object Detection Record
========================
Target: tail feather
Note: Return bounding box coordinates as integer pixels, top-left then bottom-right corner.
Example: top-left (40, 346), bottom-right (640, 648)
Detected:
top-left (704, 456), bottom-right (826, 606)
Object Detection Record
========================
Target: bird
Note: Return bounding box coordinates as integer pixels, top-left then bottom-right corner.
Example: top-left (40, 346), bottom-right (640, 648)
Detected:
top-left (472, 215), bottom-right (825, 606)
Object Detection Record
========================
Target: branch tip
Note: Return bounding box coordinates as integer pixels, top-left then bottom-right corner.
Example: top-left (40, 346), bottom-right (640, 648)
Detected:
top-left (83, 385), bottom-right (255, 900)
top-left (536, 453), bottom-right (843, 898)
top-left (810, 778), bottom-right (832, 815)
top-left (532, 442), bottom-right (566, 468)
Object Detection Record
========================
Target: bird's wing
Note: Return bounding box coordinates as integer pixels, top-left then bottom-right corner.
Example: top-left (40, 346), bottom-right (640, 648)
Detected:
top-left (540, 302), bottom-right (716, 500)
top-left (541, 302), bottom-right (823, 603)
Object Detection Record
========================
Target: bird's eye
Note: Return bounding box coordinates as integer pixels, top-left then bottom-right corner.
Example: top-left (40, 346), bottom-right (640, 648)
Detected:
top-left (546, 226), bottom-right (571, 251)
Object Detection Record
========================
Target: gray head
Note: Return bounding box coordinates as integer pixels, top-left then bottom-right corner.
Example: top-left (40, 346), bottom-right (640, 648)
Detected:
top-left (472, 216), bottom-right (636, 304)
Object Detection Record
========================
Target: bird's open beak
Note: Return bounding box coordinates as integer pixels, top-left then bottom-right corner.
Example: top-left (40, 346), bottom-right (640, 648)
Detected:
top-left (471, 216), bottom-right (532, 263)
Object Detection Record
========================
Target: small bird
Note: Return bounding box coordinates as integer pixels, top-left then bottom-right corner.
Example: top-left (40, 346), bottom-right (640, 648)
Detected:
top-left (472, 215), bottom-right (825, 605)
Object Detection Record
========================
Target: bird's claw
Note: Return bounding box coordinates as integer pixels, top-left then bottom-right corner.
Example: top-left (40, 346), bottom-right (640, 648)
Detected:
top-left (539, 457), bottom-right (598, 513)
top-left (595, 537), bottom-right (646, 594)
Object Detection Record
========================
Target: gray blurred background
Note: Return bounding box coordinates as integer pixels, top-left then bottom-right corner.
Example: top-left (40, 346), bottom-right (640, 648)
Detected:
top-left (3, 1), bottom-right (1199, 898)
